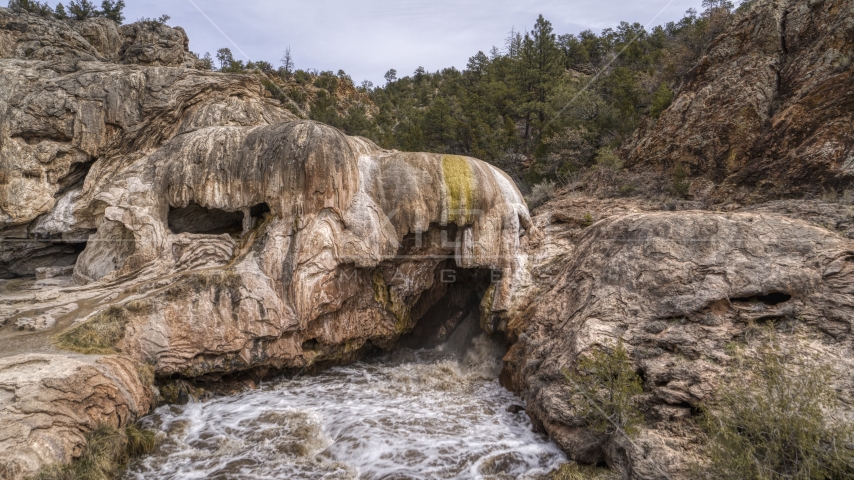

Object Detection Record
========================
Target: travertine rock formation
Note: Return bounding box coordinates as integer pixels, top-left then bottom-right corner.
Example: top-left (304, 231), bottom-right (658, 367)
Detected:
top-left (0, 9), bottom-right (531, 382)
top-left (0, 354), bottom-right (152, 479)
top-left (624, 0), bottom-right (854, 200)
top-left (0, 9), bottom-right (533, 476)
top-left (503, 205), bottom-right (854, 478)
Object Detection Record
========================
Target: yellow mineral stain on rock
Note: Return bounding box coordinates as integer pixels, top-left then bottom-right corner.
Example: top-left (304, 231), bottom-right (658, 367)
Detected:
top-left (442, 155), bottom-right (476, 225)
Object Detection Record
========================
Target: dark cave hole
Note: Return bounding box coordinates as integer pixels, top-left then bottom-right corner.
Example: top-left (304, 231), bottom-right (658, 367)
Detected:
top-left (55, 159), bottom-right (95, 197)
top-left (168, 203), bottom-right (243, 235)
top-left (730, 292), bottom-right (791, 306)
top-left (249, 202), bottom-right (271, 218)
top-left (168, 202), bottom-right (271, 235)
top-left (400, 264), bottom-right (493, 351)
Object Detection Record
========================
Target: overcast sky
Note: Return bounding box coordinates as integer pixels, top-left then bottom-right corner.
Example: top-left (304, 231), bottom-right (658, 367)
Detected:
top-left (120, 0), bottom-right (705, 85)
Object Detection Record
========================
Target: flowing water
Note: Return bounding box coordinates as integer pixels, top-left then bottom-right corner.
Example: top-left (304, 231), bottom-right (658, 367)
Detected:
top-left (125, 319), bottom-right (566, 479)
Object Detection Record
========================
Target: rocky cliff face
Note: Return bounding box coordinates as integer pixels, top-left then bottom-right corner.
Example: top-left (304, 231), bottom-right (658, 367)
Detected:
top-left (498, 2), bottom-right (854, 474)
top-left (623, 0), bottom-right (854, 201)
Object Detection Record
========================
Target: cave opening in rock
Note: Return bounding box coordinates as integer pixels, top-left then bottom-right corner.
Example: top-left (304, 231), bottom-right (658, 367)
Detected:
top-left (731, 292), bottom-right (791, 306)
top-left (245, 202), bottom-right (271, 231)
top-left (168, 203), bottom-right (243, 235)
top-left (168, 202), bottom-right (271, 235)
top-left (55, 159), bottom-right (95, 197)
top-left (401, 263), bottom-right (495, 351)
top-left (0, 237), bottom-right (89, 279)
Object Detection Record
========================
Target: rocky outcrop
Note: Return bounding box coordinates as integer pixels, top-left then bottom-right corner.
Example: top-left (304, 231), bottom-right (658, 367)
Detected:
top-left (0, 354), bottom-right (153, 479)
top-left (503, 204), bottom-right (854, 478)
top-left (0, 9), bottom-right (202, 67)
top-left (0, 8), bottom-right (533, 380)
top-left (624, 0), bottom-right (854, 201)
top-left (0, 8), bottom-right (295, 278)
top-left (0, 9), bottom-right (534, 475)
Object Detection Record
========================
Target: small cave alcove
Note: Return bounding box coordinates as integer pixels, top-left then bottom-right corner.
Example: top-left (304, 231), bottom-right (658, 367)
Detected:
top-left (168, 203), bottom-right (270, 236)
top-left (0, 236), bottom-right (89, 279)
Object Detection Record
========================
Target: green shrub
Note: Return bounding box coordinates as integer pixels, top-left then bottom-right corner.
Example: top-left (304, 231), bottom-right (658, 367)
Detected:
top-left (563, 338), bottom-right (644, 436)
top-left (699, 338), bottom-right (854, 479)
top-left (671, 162), bottom-right (690, 198)
top-left (67, 0), bottom-right (98, 20)
top-left (8, 0), bottom-right (53, 17)
top-left (136, 14), bottom-right (169, 30)
top-left (649, 83), bottom-right (673, 118)
top-left (580, 212), bottom-right (594, 227)
top-left (594, 147), bottom-right (624, 171)
top-left (32, 424), bottom-right (156, 480)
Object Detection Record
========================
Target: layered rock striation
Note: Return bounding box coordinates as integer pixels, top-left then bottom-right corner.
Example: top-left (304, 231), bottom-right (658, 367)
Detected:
top-left (0, 354), bottom-right (152, 479)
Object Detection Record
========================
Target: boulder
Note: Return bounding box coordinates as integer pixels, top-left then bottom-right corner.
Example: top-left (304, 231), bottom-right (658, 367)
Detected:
top-left (504, 209), bottom-right (854, 478)
top-left (0, 354), bottom-right (152, 479)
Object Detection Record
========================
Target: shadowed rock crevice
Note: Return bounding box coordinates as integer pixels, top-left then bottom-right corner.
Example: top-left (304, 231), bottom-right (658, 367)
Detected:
top-left (167, 203), bottom-right (244, 235)
top-left (0, 238), bottom-right (87, 279)
top-left (730, 291), bottom-right (791, 306)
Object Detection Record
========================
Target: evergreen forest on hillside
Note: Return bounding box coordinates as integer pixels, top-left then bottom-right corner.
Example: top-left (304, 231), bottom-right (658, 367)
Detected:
top-left (211, 0), bottom-right (750, 188)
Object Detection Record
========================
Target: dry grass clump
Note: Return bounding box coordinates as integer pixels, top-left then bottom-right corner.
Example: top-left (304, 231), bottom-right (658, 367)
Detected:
top-left (54, 306), bottom-right (129, 354)
top-left (31, 424), bottom-right (156, 480)
top-left (527, 180), bottom-right (556, 209)
top-left (54, 300), bottom-right (156, 354)
top-left (124, 299), bottom-right (154, 315)
top-left (135, 362), bottom-right (155, 387)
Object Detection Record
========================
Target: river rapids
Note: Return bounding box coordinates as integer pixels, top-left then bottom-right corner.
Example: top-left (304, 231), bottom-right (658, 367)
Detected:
top-left (124, 318), bottom-right (566, 479)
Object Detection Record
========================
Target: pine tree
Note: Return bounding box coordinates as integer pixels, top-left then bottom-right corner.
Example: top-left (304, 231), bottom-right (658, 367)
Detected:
top-left (67, 0), bottom-right (98, 19)
top-left (54, 2), bottom-right (67, 18)
top-left (99, 0), bottom-right (123, 23)
top-left (215, 48), bottom-right (234, 71)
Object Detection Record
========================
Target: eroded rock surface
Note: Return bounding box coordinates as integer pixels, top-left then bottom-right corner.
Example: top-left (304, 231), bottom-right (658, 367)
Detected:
top-left (504, 207), bottom-right (854, 478)
top-left (0, 9), bottom-right (202, 67)
top-left (0, 9), bottom-right (535, 475)
top-left (0, 354), bottom-right (152, 479)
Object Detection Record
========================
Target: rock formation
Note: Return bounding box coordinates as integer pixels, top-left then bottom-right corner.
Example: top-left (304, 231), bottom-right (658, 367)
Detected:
top-left (0, 9), bottom-right (532, 477)
top-left (623, 0), bottom-right (854, 201)
top-left (2, 0), bottom-right (854, 478)
top-left (0, 354), bottom-right (152, 479)
top-left (502, 205), bottom-right (854, 477)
